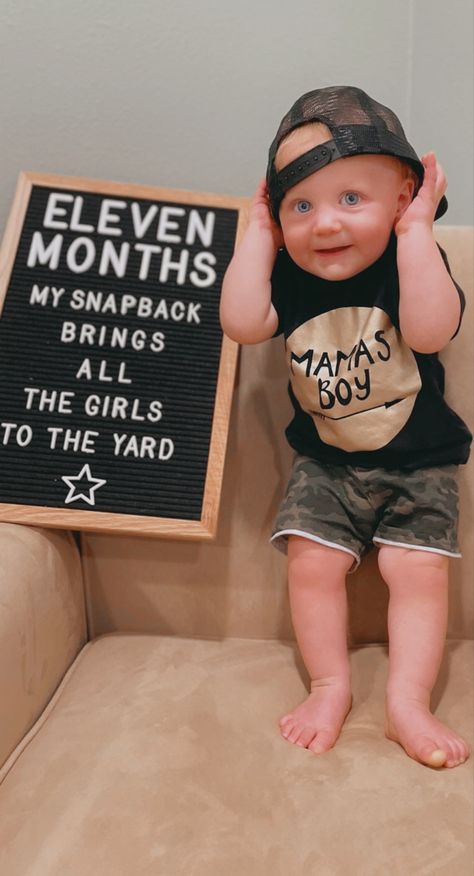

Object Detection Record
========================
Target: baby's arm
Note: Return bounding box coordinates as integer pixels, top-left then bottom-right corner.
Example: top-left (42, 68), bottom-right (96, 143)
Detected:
top-left (220, 180), bottom-right (283, 344)
top-left (395, 153), bottom-right (461, 353)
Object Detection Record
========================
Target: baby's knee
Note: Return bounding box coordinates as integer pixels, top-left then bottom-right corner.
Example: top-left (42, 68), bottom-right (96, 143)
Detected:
top-left (378, 544), bottom-right (448, 587)
top-left (288, 537), bottom-right (354, 587)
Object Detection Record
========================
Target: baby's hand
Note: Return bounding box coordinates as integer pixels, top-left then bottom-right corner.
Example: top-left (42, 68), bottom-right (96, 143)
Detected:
top-left (249, 179), bottom-right (285, 252)
top-left (395, 152), bottom-right (447, 235)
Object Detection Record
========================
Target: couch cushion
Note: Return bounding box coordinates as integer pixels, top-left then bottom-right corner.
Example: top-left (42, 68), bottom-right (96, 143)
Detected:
top-left (0, 525), bottom-right (87, 768)
top-left (0, 634), bottom-right (472, 875)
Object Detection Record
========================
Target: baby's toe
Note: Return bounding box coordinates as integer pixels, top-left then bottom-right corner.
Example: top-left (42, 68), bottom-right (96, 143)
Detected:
top-left (286, 722), bottom-right (308, 744)
top-left (446, 740), bottom-right (462, 766)
top-left (427, 748), bottom-right (448, 768)
top-left (416, 737), bottom-right (447, 767)
top-left (445, 738), bottom-right (469, 768)
top-left (457, 738), bottom-right (471, 762)
top-left (279, 715), bottom-right (294, 738)
top-left (308, 727), bottom-right (338, 754)
top-left (295, 725), bottom-right (318, 749)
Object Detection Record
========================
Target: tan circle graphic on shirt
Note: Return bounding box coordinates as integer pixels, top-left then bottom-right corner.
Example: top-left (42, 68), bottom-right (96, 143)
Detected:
top-left (286, 306), bottom-right (422, 452)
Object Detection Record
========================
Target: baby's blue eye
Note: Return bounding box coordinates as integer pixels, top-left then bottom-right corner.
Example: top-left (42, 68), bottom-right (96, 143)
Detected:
top-left (342, 192), bottom-right (360, 206)
top-left (295, 200), bottom-right (312, 213)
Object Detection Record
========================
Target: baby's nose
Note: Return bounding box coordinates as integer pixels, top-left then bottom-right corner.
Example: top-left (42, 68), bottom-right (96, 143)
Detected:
top-left (311, 208), bottom-right (342, 234)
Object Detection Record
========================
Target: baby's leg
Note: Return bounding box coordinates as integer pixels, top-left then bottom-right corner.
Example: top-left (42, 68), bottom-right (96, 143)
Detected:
top-left (379, 545), bottom-right (471, 768)
top-left (279, 537), bottom-right (354, 753)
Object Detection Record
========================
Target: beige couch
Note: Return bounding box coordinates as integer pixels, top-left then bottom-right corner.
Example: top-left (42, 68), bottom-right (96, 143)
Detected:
top-left (0, 227), bottom-right (472, 876)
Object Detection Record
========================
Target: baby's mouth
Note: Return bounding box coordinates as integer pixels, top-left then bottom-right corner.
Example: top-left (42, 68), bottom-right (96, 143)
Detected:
top-left (315, 245), bottom-right (352, 255)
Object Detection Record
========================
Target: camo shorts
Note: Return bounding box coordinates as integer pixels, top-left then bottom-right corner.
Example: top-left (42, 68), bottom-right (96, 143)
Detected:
top-left (271, 454), bottom-right (461, 570)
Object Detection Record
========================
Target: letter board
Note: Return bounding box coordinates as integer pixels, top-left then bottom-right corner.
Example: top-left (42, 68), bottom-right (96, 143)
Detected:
top-left (0, 173), bottom-right (247, 538)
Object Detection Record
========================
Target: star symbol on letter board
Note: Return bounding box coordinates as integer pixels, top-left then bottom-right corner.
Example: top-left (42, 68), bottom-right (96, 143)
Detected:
top-left (61, 464), bottom-right (107, 506)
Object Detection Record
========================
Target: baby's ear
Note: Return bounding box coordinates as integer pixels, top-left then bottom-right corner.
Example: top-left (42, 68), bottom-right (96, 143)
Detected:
top-left (395, 175), bottom-right (416, 221)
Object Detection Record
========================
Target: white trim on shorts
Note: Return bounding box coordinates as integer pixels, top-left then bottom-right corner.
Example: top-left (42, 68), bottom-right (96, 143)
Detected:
top-left (373, 536), bottom-right (462, 559)
top-left (270, 529), bottom-right (361, 570)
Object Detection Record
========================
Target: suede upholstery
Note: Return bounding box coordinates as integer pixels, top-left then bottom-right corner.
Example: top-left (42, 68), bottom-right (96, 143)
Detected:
top-left (0, 227), bottom-right (472, 875)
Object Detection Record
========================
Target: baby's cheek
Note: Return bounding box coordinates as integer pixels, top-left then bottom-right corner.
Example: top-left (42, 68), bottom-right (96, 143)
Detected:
top-left (282, 230), bottom-right (307, 254)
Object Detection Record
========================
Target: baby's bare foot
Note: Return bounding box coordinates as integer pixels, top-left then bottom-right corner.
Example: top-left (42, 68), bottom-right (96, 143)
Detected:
top-left (279, 678), bottom-right (352, 754)
top-left (385, 698), bottom-right (471, 768)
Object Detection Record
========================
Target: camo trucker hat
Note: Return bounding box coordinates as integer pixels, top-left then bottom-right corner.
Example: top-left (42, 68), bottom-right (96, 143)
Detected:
top-left (266, 85), bottom-right (448, 222)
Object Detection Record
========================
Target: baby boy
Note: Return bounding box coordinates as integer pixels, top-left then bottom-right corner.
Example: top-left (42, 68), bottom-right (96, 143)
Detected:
top-left (220, 86), bottom-right (472, 769)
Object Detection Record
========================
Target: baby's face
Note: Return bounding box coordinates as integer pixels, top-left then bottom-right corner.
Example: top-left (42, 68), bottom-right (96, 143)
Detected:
top-left (277, 137), bottom-right (413, 281)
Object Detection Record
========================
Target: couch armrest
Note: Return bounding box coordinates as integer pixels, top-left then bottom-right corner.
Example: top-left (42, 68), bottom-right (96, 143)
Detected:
top-left (0, 524), bottom-right (87, 768)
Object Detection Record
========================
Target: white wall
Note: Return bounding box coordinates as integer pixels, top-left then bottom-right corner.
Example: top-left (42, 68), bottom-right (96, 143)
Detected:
top-left (0, 0), bottom-right (472, 227)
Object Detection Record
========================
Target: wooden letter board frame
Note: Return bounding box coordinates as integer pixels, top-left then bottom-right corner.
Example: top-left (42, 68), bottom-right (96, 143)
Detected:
top-left (0, 172), bottom-right (248, 539)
